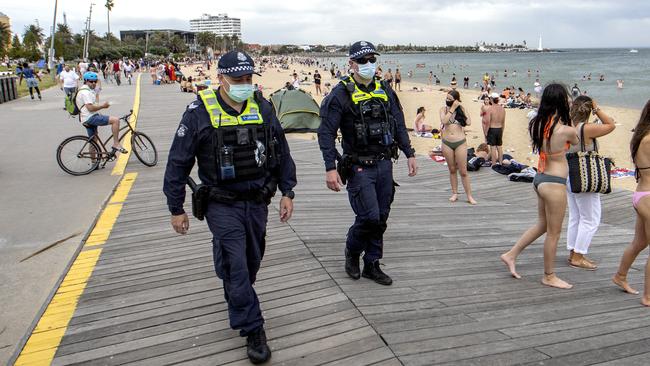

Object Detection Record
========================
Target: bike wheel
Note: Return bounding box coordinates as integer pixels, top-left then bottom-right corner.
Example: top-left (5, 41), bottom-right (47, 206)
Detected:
top-left (131, 132), bottom-right (158, 167)
top-left (57, 135), bottom-right (101, 175)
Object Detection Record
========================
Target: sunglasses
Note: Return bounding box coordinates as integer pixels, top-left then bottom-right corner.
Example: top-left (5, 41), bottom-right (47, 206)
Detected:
top-left (354, 56), bottom-right (377, 65)
top-left (87, 80), bottom-right (97, 83)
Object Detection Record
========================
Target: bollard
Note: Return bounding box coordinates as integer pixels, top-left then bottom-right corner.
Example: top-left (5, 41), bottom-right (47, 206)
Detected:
top-left (0, 78), bottom-right (7, 103)
top-left (0, 76), bottom-right (19, 103)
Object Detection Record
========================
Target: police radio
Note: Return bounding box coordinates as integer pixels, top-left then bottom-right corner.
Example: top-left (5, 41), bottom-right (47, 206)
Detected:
top-left (219, 146), bottom-right (236, 180)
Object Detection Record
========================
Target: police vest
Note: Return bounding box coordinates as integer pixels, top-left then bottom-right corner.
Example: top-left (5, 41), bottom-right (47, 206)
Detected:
top-left (198, 89), bottom-right (270, 183)
top-left (340, 77), bottom-right (395, 155)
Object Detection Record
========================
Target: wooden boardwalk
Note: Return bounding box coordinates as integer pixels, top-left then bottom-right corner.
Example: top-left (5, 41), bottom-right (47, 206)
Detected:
top-left (16, 82), bottom-right (650, 365)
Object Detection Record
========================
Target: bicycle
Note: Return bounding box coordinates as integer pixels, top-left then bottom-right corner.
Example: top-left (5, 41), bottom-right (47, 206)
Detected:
top-left (56, 110), bottom-right (158, 176)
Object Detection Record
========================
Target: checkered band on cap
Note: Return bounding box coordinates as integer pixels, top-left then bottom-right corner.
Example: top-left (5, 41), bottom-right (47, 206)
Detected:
top-left (218, 65), bottom-right (255, 74)
top-left (349, 48), bottom-right (377, 59)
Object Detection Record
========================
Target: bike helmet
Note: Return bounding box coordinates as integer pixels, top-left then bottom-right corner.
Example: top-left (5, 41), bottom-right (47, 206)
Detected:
top-left (83, 71), bottom-right (98, 81)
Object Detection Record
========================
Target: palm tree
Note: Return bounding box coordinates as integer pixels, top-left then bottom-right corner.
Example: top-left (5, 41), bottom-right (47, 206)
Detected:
top-left (196, 31), bottom-right (215, 55)
top-left (105, 0), bottom-right (114, 47)
top-left (0, 23), bottom-right (10, 58)
top-left (23, 24), bottom-right (45, 60)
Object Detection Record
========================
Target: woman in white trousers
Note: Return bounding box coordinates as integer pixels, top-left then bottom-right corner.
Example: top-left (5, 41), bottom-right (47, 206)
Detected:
top-left (566, 97), bottom-right (615, 269)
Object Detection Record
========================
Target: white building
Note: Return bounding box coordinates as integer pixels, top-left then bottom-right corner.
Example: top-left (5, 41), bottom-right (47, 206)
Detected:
top-left (190, 13), bottom-right (241, 38)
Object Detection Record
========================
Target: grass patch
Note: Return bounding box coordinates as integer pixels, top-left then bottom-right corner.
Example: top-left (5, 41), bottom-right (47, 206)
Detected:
top-left (1, 66), bottom-right (60, 98)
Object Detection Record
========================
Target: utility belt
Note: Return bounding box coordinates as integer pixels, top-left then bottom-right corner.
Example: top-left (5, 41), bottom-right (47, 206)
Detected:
top-left (336, 149), bottom-right (396, 185)
top-left (187, 177), bottom-right (277, 220)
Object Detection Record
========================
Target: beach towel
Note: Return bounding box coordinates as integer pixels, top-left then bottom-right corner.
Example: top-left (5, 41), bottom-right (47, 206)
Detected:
top-left (611, 168), bottom-right (635, 179)
top-left (508, 167), bottom-right (537, 183)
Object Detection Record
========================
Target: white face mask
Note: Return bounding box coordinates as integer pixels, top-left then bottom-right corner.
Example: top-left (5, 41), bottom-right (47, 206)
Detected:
top-left (356, 62), bottom-right (376, 80)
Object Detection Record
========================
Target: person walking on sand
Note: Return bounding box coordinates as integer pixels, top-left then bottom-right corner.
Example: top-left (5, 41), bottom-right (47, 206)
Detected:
top-left (485, 92), bottom-right (506, 165)
top-left (440, 90), bottom-right (477, 205)
top-left (394, 69), bottom-right (402, 91)
top-left (613, 100), bottom-right (650, 306)
top-left (314, 69), bottom-right (322, 95)
top-left (501, 83), bottom-right (579, 289)
top-left (566, 96), bottom-right (616, 270)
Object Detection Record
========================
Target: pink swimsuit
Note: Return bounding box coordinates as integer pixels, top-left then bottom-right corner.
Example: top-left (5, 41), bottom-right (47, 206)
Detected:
top-left (633, 191), bottom-right (650, 209)
top-left (633, 166), bottom-right (650, 209)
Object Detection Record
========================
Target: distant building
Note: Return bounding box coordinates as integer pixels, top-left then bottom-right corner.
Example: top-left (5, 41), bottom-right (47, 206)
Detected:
top-left (120, 29), bottom-right (198, 53)
top-left (0, 12), bottom-right (11, 50)
top-left (190, 13), bottom-right (241, 38)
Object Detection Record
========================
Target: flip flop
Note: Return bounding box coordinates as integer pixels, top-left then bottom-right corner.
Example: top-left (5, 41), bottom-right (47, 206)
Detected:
top-left (111, 146), bottom-right (129, 154)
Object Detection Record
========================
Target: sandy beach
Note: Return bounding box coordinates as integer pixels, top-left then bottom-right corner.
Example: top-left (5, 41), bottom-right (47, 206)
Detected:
top-left (181, 60), bottom-right (642, 191)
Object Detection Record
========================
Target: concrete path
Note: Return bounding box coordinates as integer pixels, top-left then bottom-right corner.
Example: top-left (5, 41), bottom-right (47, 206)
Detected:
top-left (0, 76), bottom-right (138, 365)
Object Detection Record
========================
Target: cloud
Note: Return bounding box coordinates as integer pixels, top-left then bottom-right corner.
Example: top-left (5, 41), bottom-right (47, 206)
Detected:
top-left (4, 0), bottom-right (650, 47)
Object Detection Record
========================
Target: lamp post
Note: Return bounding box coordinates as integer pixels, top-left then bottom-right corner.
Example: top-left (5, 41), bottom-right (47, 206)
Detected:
top-left (48, 0), bottom-right (58, 77)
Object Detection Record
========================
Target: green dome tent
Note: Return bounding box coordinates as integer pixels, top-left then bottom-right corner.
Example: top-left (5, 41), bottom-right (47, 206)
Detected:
top-left (269, 89), bottom-right (321, 133)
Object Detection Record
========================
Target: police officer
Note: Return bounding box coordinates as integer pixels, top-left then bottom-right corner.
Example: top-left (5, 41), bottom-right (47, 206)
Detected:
top-left (318, 41), bottom-right (417, 286)
top-left (163, 50), bottom-right (297, 364)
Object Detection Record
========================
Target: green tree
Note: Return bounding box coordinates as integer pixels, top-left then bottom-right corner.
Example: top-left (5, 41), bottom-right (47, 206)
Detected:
top-left (168, 35), bottom-right (187, 54)
top-left (222, 34), bottom-right (231, 52)
top-left (8, 34), bottom-right (22, 59)
top-left (51, 23), bottom-right (77, 60)
top-left (22, 24), bottom-right (45, 61)
top-left (0, 22), bottom-right (10, 58)
top-left (196, 31), bottom-right (215, 54)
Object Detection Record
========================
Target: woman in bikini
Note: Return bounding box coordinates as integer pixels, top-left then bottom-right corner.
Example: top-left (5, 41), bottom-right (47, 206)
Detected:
top-left (439, 90), bottom-right (477, 204)
top-left (613, 100), bottom-right (650, 306)
top-left (501, 83), bottom-right (579, 289)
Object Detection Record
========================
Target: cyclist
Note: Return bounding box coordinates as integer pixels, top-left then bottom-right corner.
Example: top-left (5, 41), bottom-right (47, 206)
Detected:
top-left (123, 60), bottom-right (134, 85)
top-left (76, 72), bottom-right (127, 155)
top-left (112, 59), bottom-right (122, 86)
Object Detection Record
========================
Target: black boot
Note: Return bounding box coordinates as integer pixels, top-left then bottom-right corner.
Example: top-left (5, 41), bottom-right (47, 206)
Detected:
top-left (345, 248), bottom-right (361, 280)
top-left (362, 260), bottom-right (393, 285)
top-left (246, 327), bottom-right (271, 364)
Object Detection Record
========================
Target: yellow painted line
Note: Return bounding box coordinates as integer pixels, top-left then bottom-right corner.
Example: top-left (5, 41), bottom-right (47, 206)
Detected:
top-left (112, 73), bottom-right (142, 176)
top-left (14, 172), bottom-right (139, 365)
top-left (85, 172), bottom-right (137, 247)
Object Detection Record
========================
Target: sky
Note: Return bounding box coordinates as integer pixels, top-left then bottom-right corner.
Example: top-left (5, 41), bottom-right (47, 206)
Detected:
top-left (3, 0), bottom-right (650, 48)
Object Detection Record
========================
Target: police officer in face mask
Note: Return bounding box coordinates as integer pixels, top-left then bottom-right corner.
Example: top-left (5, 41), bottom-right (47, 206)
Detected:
top-left (163, 50), bottom-right (297, 364)
top-left (318, 41), bottom-right (417, 286)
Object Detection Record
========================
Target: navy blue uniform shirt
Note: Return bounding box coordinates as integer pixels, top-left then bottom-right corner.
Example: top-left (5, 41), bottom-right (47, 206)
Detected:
top-left (163, 89), bottom-right (297, 215)
top-left (318, 77), bottom-right (415, 171)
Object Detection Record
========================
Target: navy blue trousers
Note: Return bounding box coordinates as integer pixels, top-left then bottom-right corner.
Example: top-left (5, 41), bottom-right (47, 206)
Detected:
top-left (345, 159), bottom-right (395, 264)
top-left (205, 201), bottom-right (268, 336)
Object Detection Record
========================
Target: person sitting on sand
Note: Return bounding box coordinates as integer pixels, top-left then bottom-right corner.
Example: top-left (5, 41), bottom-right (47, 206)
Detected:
top-left (501, 83), bottom-right (579, 289)
top-left (613, 100), bottom-right (650, 306)
top-left (414, 107), bottom-right (433, 135)
top-left (467, 143), bottom-right (490, 171)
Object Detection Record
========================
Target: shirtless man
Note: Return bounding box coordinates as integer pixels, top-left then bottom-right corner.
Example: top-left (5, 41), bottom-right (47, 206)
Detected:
top-left (485, 93), bottom-right (506, 165)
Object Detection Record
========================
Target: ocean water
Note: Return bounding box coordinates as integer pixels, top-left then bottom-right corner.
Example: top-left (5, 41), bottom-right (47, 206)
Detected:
top-left (324, 48), bottom-right (649, 109)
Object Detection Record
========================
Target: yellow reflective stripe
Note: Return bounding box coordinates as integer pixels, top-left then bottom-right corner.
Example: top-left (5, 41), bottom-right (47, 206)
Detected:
top-left (347, 79), bottom-right (388, 104)
top-left (197, 89), bottom-right (263, 128)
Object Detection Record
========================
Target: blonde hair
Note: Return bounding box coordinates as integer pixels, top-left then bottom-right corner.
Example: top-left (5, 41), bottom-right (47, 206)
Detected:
top-left (570, 95), bottom-right (594, 125)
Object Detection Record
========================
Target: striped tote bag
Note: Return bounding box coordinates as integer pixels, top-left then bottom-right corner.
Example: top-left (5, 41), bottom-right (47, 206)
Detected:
top-left (566, 125), bottom-right (613, 194)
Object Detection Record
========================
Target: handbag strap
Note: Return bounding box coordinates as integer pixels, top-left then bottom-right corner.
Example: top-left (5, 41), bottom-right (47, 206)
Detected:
top-left (579, 123), bottom-right (599, 153)
top-left (579, 123), bottom-right (586, 152)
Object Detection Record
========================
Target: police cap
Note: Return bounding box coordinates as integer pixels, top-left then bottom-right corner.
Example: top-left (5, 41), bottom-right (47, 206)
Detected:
top-left (349, 41), bottom-right (380, 60)
top-left (217, 50), bottom-right (260, 77)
